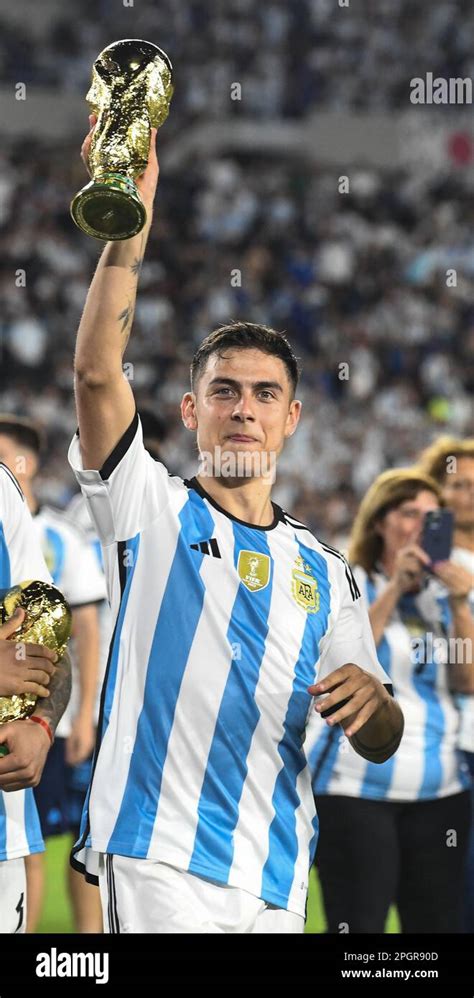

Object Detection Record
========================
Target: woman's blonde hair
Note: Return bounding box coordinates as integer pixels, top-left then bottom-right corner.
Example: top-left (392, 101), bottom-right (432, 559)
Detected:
top-left (418, 436), bottom-right (474, 484)
top-left (348, 468), bottom-right (443, 576)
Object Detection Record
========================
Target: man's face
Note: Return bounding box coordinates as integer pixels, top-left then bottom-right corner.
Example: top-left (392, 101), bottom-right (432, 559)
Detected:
top-left (0, 434), bottom-right (37, 486)
top-left (181, 348), bottom-right (301, 482)
top-left (442, 456), bottom-right (474, 531)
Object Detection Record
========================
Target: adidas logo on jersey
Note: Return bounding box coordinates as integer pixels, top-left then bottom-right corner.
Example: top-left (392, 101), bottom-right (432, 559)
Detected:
top-left (190, 538), bottom-right (221, 558)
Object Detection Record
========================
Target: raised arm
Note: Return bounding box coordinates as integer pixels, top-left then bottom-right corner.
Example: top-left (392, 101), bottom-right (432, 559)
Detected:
top-left (74, 118), bottom-right (160, 471)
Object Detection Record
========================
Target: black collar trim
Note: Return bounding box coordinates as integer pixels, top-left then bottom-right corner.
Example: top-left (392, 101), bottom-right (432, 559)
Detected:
top-left (184, 476), bottom-right (285, 532)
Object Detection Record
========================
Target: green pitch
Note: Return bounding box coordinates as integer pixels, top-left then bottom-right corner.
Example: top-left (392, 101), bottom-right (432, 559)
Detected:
top-left (37, 835), bottom-right (74, 933)
top-left (37, 835), bottom-right (400, 934)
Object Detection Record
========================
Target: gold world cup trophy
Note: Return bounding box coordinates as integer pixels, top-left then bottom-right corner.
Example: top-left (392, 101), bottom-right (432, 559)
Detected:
top-left (0, 581), bottom-right (72, 757)
top-left (70, 38), bottom-right (174, 241)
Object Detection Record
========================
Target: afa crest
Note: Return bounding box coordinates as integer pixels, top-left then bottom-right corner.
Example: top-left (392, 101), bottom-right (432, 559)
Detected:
top-left (291, 555), bottom-right (319, 613)
top-left (237, 550), bottom-right (270, 593)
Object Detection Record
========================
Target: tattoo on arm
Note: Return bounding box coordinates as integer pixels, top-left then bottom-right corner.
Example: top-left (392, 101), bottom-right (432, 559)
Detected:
top-left (34, 650), bottom-right (72, 736)
top-left (130, 230), bottom-right (146, 278)
top-left (130, 257), bottom-right (143, 277)
top-left (118, 301), bottom-right (135, 354)
top-left (118, 303), bottom-right (133, 336)
top-left (117, 233), bottom-right (145, 348)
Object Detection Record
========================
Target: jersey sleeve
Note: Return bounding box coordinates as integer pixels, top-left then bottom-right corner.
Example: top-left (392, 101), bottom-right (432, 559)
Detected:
top-left (318, 558), bottom-right (391, 689)
top-left (68, 411), bottom-right (175, 545)
top-left (0, 466), bottom-right (52, 587)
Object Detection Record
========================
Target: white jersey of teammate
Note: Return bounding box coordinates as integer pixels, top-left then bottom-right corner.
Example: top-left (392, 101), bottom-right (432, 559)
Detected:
top-left (65, 493), bottom-right (113, 725)
top-left (306, 563), bottom-right (471, 802)
top-left (32, 505), bottom-right (106, 737)
top-left (451, 546), bottom-right (474, 753)
top-left (68, 414), bottom-right (390, 917)
top-left (0, 464), bottom-right (51, 862)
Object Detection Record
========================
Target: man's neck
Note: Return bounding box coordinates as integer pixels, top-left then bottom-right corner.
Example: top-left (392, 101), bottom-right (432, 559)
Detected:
top-left (454, 527), bottom-right (474, 553)
top-left (195, 474), bottom-right (274, 527)
top-left (21, 481), bottom-right (38, 516)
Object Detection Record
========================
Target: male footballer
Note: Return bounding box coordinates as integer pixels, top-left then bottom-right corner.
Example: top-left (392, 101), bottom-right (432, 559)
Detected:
top-left (68, 121), bottom-right (404, 933)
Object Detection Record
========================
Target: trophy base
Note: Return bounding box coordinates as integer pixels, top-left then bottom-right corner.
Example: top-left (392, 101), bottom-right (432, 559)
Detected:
top-left (70, 174), bottom-right (147, 241)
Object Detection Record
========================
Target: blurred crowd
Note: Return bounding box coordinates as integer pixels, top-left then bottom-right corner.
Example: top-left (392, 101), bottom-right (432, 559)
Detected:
top-left (1, 0), bottom-right (473, 116)
top-left (0, 0), bottom-right (473, 545)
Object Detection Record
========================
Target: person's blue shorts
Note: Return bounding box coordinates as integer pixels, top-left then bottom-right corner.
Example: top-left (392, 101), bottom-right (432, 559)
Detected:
top-left (33, 737), bottom-right (93, 838)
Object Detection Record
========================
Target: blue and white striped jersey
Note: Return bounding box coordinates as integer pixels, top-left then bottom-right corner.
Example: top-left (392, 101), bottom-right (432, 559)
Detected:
top-left (32, 506), bottom-right (106, 738)
top-left (68, 415), bottom-right (390, 916)
top-left (307, 563), bottom-right (471, 802)
top-left (451, 546), bottom-right (474, 753)
top-left (0, 464), bottom-right (49, 861)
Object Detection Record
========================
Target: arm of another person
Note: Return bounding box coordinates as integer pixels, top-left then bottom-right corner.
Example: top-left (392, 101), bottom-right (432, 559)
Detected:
top-left (0, 648), bottom-right (72, 792)
top-left (74, 117), bottom-right (160, 472)
top-left (368, 544), bottom-right (431, 646)
top-left (66, 603), bottom-right (100, 765)
top-left (433, 561), bottom-right (474, 693)
top-left (0, 609), bottom-right (57, 699)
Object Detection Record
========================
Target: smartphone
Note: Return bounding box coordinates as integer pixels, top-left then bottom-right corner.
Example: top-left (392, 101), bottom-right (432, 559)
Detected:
top-left (421, 509), bottom-right (453, 564)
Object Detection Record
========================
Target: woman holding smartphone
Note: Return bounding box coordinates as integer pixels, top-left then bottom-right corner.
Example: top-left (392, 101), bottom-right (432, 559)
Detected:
top-left (307, 468), bottom-right (473, 933)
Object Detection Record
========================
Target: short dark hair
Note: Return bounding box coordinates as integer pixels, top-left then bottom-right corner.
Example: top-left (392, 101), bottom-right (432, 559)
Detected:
top-left (0, 415), bottom-right (43, 456)
top-left (190, 322), bottom-right (300, 398)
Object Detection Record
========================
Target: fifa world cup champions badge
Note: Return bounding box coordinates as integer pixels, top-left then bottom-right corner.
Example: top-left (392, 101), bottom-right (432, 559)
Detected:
top-left (0, 581), bottom-right (72, 756)
top-left (71, 39), bottom-right (174, 241)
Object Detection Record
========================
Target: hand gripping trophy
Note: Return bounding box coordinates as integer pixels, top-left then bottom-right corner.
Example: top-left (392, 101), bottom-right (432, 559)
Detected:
top-left (71, 39), bottom-right (174, 241)
top-left (0, 581), bottom-right (72, 756)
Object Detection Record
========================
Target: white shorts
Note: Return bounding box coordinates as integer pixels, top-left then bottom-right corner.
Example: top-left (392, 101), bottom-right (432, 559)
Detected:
top-left (98, 855), bottom-right (305, 934)
top-left (0, 857), bottom-right (26, 933)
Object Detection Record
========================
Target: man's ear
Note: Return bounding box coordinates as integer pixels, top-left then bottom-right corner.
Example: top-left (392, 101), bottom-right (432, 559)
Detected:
top-left (285, 398), bottom-right (302, 438)
top-left (181, 392), bottom-right (198, 431)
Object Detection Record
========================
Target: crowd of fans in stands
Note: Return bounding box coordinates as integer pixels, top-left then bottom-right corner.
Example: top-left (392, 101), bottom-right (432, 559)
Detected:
top-left (0, 0), bottom-right (472, 543)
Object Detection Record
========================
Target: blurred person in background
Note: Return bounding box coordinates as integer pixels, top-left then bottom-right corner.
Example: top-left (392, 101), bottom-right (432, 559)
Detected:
top-left (0, 416), bottom-right (106, 932)
top-left (0, 462), bottom-right (72, 932)
top-left (418, 437), bottom-right (474, 932)
top-left (306, 468), bottom-right (473, 933)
